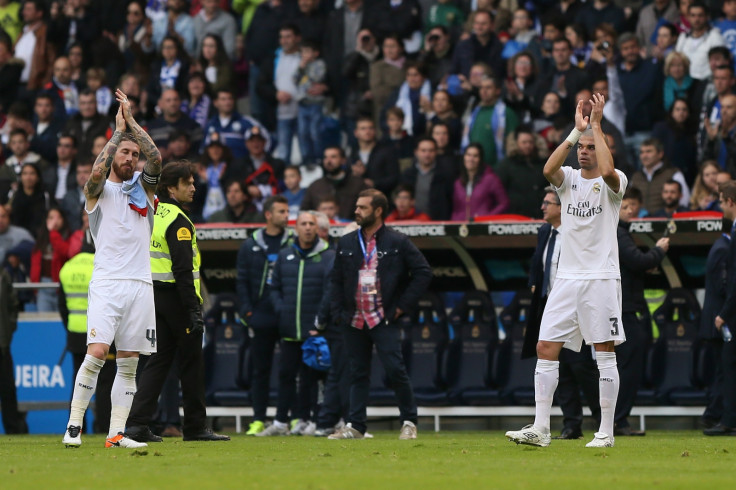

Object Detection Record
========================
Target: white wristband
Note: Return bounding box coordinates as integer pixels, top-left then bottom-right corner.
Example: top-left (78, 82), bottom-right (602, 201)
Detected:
top-left (565, 128), bottom-right (582, 146)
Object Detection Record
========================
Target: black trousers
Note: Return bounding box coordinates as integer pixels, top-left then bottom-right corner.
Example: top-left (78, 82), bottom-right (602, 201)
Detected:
top-left (126, 288), bottom-right (206, 435)
top-left (614, 311), bottom-right (646, 428)
top-left (556, 347), bottom-right (601, 431)
top-left (317, 334), bottom-right (350, 429)
top-left (722, 338), bottom-right (736, 427)
top-left (344, 321), bottom-right (417, 434)
top-left (275, 340), bottom-right (313, 423)
top-left (135, 354), bottom-right (182, 430)
top-left (250, 327), bottom-right (280, 421)
top-left (0, 346), bottom-right (26, 434)
top-left (703, 339), bottom-right (724, 422)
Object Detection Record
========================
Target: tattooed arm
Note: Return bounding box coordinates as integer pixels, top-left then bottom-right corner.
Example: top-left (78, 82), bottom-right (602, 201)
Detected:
top-left (116, 89), bottom-right (162, 198)
top-left (84, 106), bottom-right (126, 209)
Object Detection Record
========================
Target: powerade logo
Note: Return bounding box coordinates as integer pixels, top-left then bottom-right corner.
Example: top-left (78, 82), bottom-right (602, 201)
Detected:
top-left (391, 225), bottom-right (446, 237)
top-left (697, 220), bottom-right (722, 231)
top-left (629, 221), bottom-right (653, 233)
top-left (15, 365), bottom-right (66, 388)
top-left (197, 228), bottom-right (250, 240)
top-left (487, 223), bottom-right (541, 235)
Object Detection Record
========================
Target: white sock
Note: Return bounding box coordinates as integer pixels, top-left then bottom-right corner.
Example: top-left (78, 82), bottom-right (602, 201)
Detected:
top-left (273, 420), bottom-right (288, 429)
top-left (532, 359), bottom-right (559, 434)
top-left (68, 355), bottom-right (105, 428)
top-left (596, 351), bottom-right (619, 438)
top-left (107, 357), bottom-right (139, 438)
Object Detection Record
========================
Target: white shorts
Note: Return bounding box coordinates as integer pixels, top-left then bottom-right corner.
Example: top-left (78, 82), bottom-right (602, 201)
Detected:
top-left (539, 278), bottom-right (625, 352)
top-left (87, 279), bottom-right (157, 354)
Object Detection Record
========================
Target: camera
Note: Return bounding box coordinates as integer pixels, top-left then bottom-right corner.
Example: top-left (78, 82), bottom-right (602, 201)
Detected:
top-left (361, 34), bottom-right (372, 44)
top-left (428, 34), bottom-right (440, 43)
top-left (541, 39), bottom-right (553, 52)
top-left (598, 41), bottom-right (611, 52)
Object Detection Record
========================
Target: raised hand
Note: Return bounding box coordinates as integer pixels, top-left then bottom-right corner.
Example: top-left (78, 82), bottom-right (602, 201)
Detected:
top-left (115, 88), bottom-right (133, 123)
top-left (705, 118), bottom-right (720, 141)
top-left (574, 100), bottom-right (589, 132)
top-left (590, 93), bottom-right (605, 125)
top-left (115, 104), bottom-right (126, 132)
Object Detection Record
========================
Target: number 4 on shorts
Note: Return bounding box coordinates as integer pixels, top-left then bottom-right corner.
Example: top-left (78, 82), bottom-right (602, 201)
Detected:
top-left (609, 317), bottom-right (619, 336)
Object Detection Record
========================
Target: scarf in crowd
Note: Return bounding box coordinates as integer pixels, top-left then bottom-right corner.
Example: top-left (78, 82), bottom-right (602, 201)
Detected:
top-left (664, 75), bottom-right (693, 111)
top-left (396, 79), bottom-right (431, 136)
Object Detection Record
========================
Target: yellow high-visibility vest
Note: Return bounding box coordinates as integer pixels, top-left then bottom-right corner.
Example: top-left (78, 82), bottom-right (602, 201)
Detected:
top-left (58, 252), bottom-right (94, 333)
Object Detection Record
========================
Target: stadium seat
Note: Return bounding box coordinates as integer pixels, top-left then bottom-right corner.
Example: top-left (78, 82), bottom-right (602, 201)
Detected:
top-left (204, 294), bottom-right (250, 406)
top-left (404, 292), bottom-right (450, 406)
top-left (496, 290), bottom-right (536, 405)
top-left (445, 291), bottom-right (500, 405)
top-left (650, 288), bottom-right (708, 405)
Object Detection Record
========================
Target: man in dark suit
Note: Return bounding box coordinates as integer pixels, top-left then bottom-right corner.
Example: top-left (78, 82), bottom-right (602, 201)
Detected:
top-left (615, 188), bottom-right (669, 436)
top-left (709, 180), bottom-right (736, 435)
top-left (523, 187), bottom-right (601, 440)
top-left (349, 117), bottom-right (399, 197)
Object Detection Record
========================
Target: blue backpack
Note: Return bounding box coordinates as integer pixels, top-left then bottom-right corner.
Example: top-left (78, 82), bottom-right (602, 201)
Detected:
top-left (302, 336), bottom-right (332, 371)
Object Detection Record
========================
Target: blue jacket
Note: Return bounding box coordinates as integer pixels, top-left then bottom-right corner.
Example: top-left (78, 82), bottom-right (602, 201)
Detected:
top-left (202, 112), bottom-right (272, 159)
top-left (330, 225), bottom-right (432, 327)
top-left (235, 228), bottom-right (294, 329)
top-left (270, 239), bottom-right (335, 340)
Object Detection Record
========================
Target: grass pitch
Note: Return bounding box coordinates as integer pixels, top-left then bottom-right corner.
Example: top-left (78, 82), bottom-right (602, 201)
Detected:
top-left (1, 431), bottom-right (734, 489)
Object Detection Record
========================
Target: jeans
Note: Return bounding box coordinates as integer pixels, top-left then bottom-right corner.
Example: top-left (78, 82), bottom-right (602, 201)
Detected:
top-left (248, 62), bottom-right (264, 124)
top-left (276, 117), bottom-right (298, 165)
top-left (36, 277), bottom-right (58, 312)
top-left (297, 103), bottom-right (323, 166)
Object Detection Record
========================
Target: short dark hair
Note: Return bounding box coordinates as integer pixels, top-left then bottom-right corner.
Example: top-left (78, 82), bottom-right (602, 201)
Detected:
top-left (215, 88), bottom-right (235, 99)
top-left (58, 133), bottom-right (77, 146)
top-left (284, 165), bottom-right (301, 177)
top-left (641, 137), bottom-right (664, 153)
top-left (709, 46), bottom-right (732, 62)
top-left (553, 37), bottom-right (572, 50)
top-left (473, 8), bottom-right (495, 23)
top-left (688, 1), bottom-right (708, 15)
top-left (663, 179), bottom-right (682, 194)
top-left (318, 196), bottom-right (338, 206)
top-left (79, 88), bottom-right (96, 98)
top-left (358, 189), bottom-right (389, 220)
top-left (323, 145), bottom-right (345, 158)
top-left (280, 23), bottom-right (301, 36)
top-left (393, 183), bottom-right (415, 200)
top-left (414, 136), bottom-right (437, 150)
top-left (385, 107), bottom-right (405, 121)
top-left (714, 64), bottom-right (735, 77)
top-left (405, 60), bottom-right (427, 78)
top-left (719, 179), bottom-right (736, 200)
top-left (157, 160), bottom-right (196, 196)
top-left (514, 124), bottom-right (534, 140)
top-left (623, 187), bottom-right (643, 203)
top-left (34, 93), bottom-right (53, 104)
top-left (9, 128), bottom-right (28, 140)
top-left (120, 132), bottom-right (139, 146)
top-left (355, 116), bottom-right (375, 127)
top-left (263, 195), bottom-right (288, 214)
top-left (301, 39), bottom-right (320, 52)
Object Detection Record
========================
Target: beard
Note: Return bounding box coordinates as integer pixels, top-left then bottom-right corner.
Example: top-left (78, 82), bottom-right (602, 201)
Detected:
top-left (356, 211), bottom-right (376, 228)
top-left (113, 160), bottom-right (134, 181)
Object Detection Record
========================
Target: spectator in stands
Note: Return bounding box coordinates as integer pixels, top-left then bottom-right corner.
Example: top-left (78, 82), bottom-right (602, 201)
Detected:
top-left (30, 93), bottom-right (63, 163)
top-left (630, 138), bottom-right (691, 215)
top-left (385, 184), bottom-right (430, 222)
top-left (111, 0), bottom-right (154, 79)
top-left (463, 76), bottom-right (519, 168)
top-left (450, 9), bottom-right (504, 80)
top-left (295, 39), bottom-right (327, 169)
top-left (425, 0), bottom-right (464, 40)
top-left (115, 72), bottom-right (145, 118)
top-left (615, 187), bottom-right (669, 436)
top-left (565, 24), bottom-right (592, 69)
top-left (0, 205), bottom-right (34, 265)
top-left (282, 165), bottom-right (305, 220)
top-left (1, 102), bottom-right (34, 148)
top-left (146, 36), bottom-right (190, 112)
top-left (690, 160), bottom-right (722, 210)
top-left (636, 0), bottom-right (679, 52)
top-left (418, 25), bottom-right (454, 90)
top-left (372, 0), bottom-right (422, 45)
top-left (202, 88), bottom-right (271, 159)
top-left (704, 93), bottom-right (736, 176)
top-left (533, 38), bottom-right (589, 116)
top-left (717, 0), bottom-right (736, 64)
top-left (63, 89), bottom-right (110, 163)
top-left (257, 24), bottom-right (302, 163)
top-left (317, 196), bottom-right (344, 223)
top-left (30, 205), bottom-right (70, 312)
top-left (43, 56), bottom-right (79, 123)
top-left (526, 14), bottom-right (564, 75)
top-left (502, 8), bottom-right (537, 60)
top-left (370, 34), bottom-right (407, 128)
top-left (503, 51), bottom-right (539, 125)
top-left (349, 117), bottom-right (399, 197)
top-left (0, 264), bottom-right (26, 434)
top-left (651, 180), bottom-right (690, 217)
top-left (575, 0), bottom-right (626, 39)
top-left (675, 2), bottom-right (725, 80)
top-left (652, 97), bottom-right (698, 185)
top-left (243, 126), bottom-right (285, 211)
top-left (301, 146), bottom-right (368, 221)
top-left (401, 137), bottom-right (454, 220)
top-left (148, 89), bottom-right (203, 159)
top-left (66, 42), bottom-right (84, 85)
top-left (383, 61), bottom-right (432, 139)
top-left (342, 28), bottom-right (379, 147)
top-left (181, 72), bottom-right (212, 129)
top-left (193, 33), bottom-right (234, 96)
top-left (700, 64), bottom-right (735, 151)
top-left (451, 143), bottom-right (508, 221)
top-left (86, 68), bottom-right (113, 116)
top-left (197, 140), bottom-right (246, 221)
top-left (43, 133), bottom-right (77, 202)
top-left (662, 52), bottom-right (700, 112)
top-left (6, 128), bottom-right (47, 177)
top-left (591, 77), bottom-right (626, 139)
top-left (293, 0), bottom-right (325, 45)
top-left (16, 0), bottom-right (55, 92)
top-left (430, 123), bottom-right (459, 173)
top-left (381, 107), bottom-right (414, 162)
top-left (193, 0), bottom-right (236, 59)
top-left (47, 0), bottom-right (100, 54)
top-left (427, 90), bottom-right (462, 152)
top-left (60, 160), bottom-right (90, 232)
top-left (236, 195), bottom-right (293, 436)
top-left (207, 180), bottom-right (262, 224)
top-left (0, 32), bottom-right (22, 113)
top-left (496, 125), bottom-right (548, 219)
top-left (152, 0), bottom-right (196, 57)
top-left (649, 23), bottom-right (679, 62)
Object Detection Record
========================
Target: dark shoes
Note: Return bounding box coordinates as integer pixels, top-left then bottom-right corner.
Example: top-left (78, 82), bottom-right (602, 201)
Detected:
top-left (614, 426), bottom-right (646, 436)
top-left (125, 425), bottom-right (163, 443)
top-left (183, 428), bottom-right (231, 441)
top-left (552, 427), bottom-right (583, 440)
top-left (703, 424), bottom-right (736, 436)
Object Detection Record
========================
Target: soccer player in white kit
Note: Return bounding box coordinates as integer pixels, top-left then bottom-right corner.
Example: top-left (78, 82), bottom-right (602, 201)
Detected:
top-left (506, 94), bottom-right (627, 448)
top-left (63, 90), bottom-right (162, 448)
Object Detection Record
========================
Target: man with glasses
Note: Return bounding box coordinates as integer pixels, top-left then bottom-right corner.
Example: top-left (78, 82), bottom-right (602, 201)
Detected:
top-left (43, 134), bottom-right (78, 202)
top-left (522, 187), bottom-right (601, 441)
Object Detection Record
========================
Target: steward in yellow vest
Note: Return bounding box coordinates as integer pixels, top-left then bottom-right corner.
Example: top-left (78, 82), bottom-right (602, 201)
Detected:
top-left (125, 161), bottom-right (229, 442)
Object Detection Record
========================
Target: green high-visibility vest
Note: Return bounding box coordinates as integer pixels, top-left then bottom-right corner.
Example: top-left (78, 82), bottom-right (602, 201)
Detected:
top-left (58, 252), bottom-right (94, 334)
top-left (149, 202), bottom-right (202, 303)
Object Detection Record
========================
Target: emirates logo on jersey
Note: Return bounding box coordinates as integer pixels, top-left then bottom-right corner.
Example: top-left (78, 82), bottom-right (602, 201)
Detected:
top-left (566, 201), bottom-right (603, 217)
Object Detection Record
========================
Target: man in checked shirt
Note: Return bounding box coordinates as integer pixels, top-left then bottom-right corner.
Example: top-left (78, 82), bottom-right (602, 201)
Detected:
top-left (328, 189), bottom-right (432, 440)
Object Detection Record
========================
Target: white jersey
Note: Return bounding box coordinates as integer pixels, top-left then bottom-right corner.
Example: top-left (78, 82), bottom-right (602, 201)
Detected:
top-left (554, 166), bottom-right (627, 280)
top-left (87, 179), bottom-right (155, 283)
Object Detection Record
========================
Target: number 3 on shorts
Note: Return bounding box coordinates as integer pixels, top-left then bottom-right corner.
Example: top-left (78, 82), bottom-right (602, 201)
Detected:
top-left (609, 317), bottom-right (619, 336)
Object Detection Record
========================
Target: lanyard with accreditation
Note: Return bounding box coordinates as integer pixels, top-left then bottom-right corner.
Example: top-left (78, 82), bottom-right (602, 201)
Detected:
top-left (358, 229), bottom-right (378, 295)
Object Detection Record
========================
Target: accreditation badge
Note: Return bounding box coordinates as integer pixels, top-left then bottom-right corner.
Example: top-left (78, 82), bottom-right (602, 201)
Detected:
top-left (359, 269), bottom-right (378, 295)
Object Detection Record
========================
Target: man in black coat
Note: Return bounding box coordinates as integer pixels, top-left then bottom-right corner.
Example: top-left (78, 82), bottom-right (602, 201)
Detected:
top-left (523, 187), bottom-right (601, 440)
top-left (709, 180), bottom-right (736, 435)
top-left (400, 137), bottom-right (454, 220)
top-left (349, 117), bottom-right (399, 197)
top-left (615, 188), bottom-right (669, 436)
top-left (450, 9), bottom-right (504, 79)
top-left (328, 189), bottom-right (432, 440)
top-left (532, 38), bottom-right (589, 115)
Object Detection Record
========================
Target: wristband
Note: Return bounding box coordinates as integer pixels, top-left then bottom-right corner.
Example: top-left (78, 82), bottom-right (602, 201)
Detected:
top-left (565, 128), bottom-right (582, 146)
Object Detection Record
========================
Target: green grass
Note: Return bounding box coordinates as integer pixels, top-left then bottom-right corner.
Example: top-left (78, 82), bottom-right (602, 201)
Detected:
top-left (1, 431), bottom-right (734, 489)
